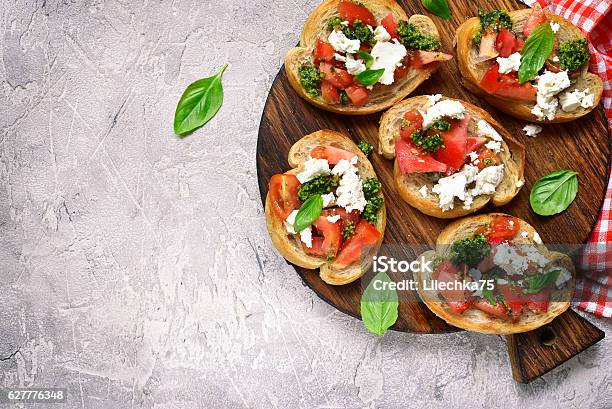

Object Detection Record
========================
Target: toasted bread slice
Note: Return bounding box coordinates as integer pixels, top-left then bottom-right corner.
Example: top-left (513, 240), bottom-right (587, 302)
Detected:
top-left (285, 0), bottom-right (445, 115)
top-left (415, 213), bottom-right (575, 334)
top-left (378, 96), bottom-right (525, 218)
top-left (265, 130), bottom-right (386, 285)
top-left (455, 9), bottom-right (603, 123)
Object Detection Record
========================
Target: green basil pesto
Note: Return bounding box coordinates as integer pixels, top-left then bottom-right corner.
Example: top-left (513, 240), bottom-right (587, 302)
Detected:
top-left (362, 178), bottom-right (383, 225)
top-left (557, 38), bottom-right (589, 72)
top-left (342, 220), bottom-right (356, 240)
top-left (425, 119), bottom-right (451, 132)
top-left (362, 178), bottom-right (381, 198)
top-left (328, 17), bottom-right (375, 45)
top-left (449, 234), bottom-right (491, 267)
top-left (473, 9), bottom-right (513, 47)
top-left (297, 175), bottom-right (339, 202)
top-left (298, 65), bottom-right (323, 97)
top-left (411, 130), bottom-right (445, 153)
top-left (396, 21), bottom-right (441, 51)
top-left (358, 140), bottom-right (374, 156)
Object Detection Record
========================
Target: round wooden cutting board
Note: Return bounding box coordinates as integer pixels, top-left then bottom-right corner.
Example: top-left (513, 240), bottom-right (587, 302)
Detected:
top-left (256, 0), bottom-right (610, 334)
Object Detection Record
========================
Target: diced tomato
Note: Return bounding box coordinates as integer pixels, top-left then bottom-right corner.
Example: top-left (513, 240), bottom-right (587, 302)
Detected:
top-left (319, 62), bottom-right (353, 89)
top-left (303, 237), bottom-right (326, 257)
top-left (495, 81), bottom-right (537, 101)
top-left (335, 220), bottom-right (381, 267)
top-left (523, 4), bottom-right (547, 37)
top-left (498, 284), bottom-right (526, 322)
top-left (381, 13), bottom-right (399, 39)
top-left (395, 138), bottom-right (448, 174)
top-left (394, 58), bottom-right (410, 79)
top-left (334, 208), bottom-right (361, 231)
top-left (434, 261), bottom-right (472, 307)
top-left (465, 136), bottom-right (486, 154)
top-left (526, 289), bottom-right (550, 313)
top-left (487, 215), bottom-right (520, 245)
top-left (338, 0), bottom-right (377, 26)
top-left (314, 39), bottom-right (335, 65)
top-left (359, 43), bottom-right (372, 52)
top-left (512, 37), bottom-right (525, 53)
top-left (480, 64), bottom-right (503, 94)
top-left (479, 31), bottom-right (499, 61)
top-left (476, 148), bottom-right (500, 170)
top-left (473, 299), bottom-right (509, 319)
top-left (409, 50), bottom-right (453, 67)
top-left (312, 215), bottom-right (343, 258)
top-left (321, 80), bottom-right (341, 104)
top-left (399, 109), bottom-right (424, 141)
top-left (433, 114), bottom-right (470, 173)
top-left (448, 300), bottom-right (474, 314)
top-left (310, 145), bottom-right (357, 165)
top-left (480, 64), bottom-right (537, 101)
top-left (345, 84), bottom-right (369, 106)
top-left (496, 28), bottom-right (517, 58)
top-left (269, 174), bottom-right (301, 220)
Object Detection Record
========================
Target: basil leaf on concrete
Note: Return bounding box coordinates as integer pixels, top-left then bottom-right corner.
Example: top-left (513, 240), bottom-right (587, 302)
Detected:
top-left (422, 0), bottom-right (451, 20)
top-left (518, 24), bottom-right (554, 83)
top-left (294, 194), bottom-right (323, 232)
top-left (174, 64), bottom-right (228, 136)
top-left (529, 170), bottom-right (578, 216)
top-left (361, 272), bottom-right (399, 336)
top-left (355, 68), bottom-right (385, 86)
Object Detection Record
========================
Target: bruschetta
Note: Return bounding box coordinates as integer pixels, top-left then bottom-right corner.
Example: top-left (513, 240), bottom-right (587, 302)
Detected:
top-left (415, 214), bottom-right (575, 334)
top-left (265, 131), bottom-right (386, 285)
top-left (455, 6), bottom-right (603, 123)
top-left (379, 95), bottom-right (525, 218)
top-left (285, 0), bottom-right (453, 115)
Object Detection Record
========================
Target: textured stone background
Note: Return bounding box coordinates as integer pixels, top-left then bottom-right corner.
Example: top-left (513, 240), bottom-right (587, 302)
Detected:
top-left (0, 0), bottom-right (611, 408)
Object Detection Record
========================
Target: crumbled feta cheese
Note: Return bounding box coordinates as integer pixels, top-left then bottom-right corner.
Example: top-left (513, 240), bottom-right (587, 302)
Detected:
top-left (331, 156), bottom-right (358, 176)
top-left (418, 185), bottom-right (428, 198)
top-left (373, 25), bottom-right (391, 42)
top-left (432, 164), bottom-right (479, 211)
top-left (531, 70), bottom-right (571, 121)
top-left (533, 232), bottom-right (542, 244)
top-left (522, 124), bottom-right (542, 137)
top-left (497, 52), bottom-right (521, 74)
top-left (516, 180), bottom-right (525, 188)
top-left (284, 210), bottom-right (299, 234)
top-left (300, 226), bottom-right (313, 248)
top-left (553, 55), bottom-right (559, 62)
top-left (475, 120), bottom-right (502, 141)
top-left (367, 25), bottom-right (374, 33)
top-left (555, 268), bottom-right (572, 288)
top-left (427, 94), bottom-right (443, 106)
top-left (550, 21), bottom-right (560, 33)
top-left (520, 231), bottom-right (529, 238)
top-left (370, 39), bottom-right (407, 85)
top-left (484, 140), bottom-right (501, 153)
top-left (509, 220), bottom-right (514, 226)
top-left (297, 157), bottom-right (330, 183)
top-left (328, 29), bottom-right (360, 54)
top-left (494, 243), bottom-right (549, 275)
top-left (340, 20), bottom-right (349, 26)
top-left (469, 165), bottom-right (505, 197)
top-left (335, 161), bottom-right (367, 213)
top-left (468, 151), bottom-right (479, 163)
top-left (326, 214), bottom-right (341, 223)
top-left (559, 88), bottom-right (595, 112)
top-left (496, 278), bottom-right (509, 285)
top-left (345, 54), bottom-right (367, 75)
top-left (334, 53), bottom-right (346, 62)
top-left (322, 192), bottom-right (335, 208)
top-left (422, 100), bottom-right (466, 128)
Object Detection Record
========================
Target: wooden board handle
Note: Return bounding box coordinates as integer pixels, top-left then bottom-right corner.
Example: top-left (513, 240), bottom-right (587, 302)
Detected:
top-left (506, 309), bottom-right (605, 383)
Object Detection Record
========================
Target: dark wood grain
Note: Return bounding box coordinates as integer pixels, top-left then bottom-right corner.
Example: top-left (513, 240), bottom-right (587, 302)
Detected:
top-left (256, 0), bottom-right (608, 375)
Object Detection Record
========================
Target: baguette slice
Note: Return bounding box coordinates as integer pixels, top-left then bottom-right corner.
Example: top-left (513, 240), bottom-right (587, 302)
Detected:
top-left (265, 130), bottom-right (386, 285)
top-left (285, 0), bottom-right (445, 115)
top-left (379, 96), bottom-right (525, 218)
top-left (415, 213), bottom-right (575, 334)
top-left (455, 9), bottom-right (603, 123)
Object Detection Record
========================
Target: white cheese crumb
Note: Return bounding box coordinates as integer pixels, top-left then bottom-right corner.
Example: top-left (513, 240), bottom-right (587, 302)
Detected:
top-left (370, 39), bottom-right (407, 85)
top-left (340, 20), bottom-right (349, 26)
top-left (553, 55), bottom-right (560, 62)
top-left (550, 21), bottom-right (560, 33)
top-left (431, 164), bottom-right (479, 211)
top-left (559, 88), bottom-right (595, 112)
top-left (531, 70), bottom-right (571, 121)
top-left (322, 192), bottom-right (335, 208)
top-left (468, 151), bottom-right (479, 163)
top-left (520, 231), bottom-right (529, 238)
top-left (522, 124), bottom-right (542, 137)
top-left (427, 94), bottom-right (443, 106)
top-left (326, 214), bottom-right (341, 223)
top-left (334, 53), bottom-right (346, 62)
top-left (373, 25), bottom-right (391, 42)
top-left (555, 268), bottom-right (572, 288)
top-left (328, 29), bottom-right (360, 54)
top-left (300, 226), bottom-right (313, 248)
top-left (484, 140), bottom-right (502, 153)
top-left (516, 180), bottom-right (525, 188)
top-left (335, 160), bottom-right (367, 213)
top-left (496, 52), bottom-right (521, 74)
top-left (418, 185), bottom-right (428, 198)
top-left (297, 157), bottom-right (330, 183)
top-left (345, 54), bottom-right (366, 75)
top-left (533, 232), bottom-right (543, 244)
top-left (476, 120), bottom-right (502, 141)
top-left (284, 210), bottom-right (299, 234)
top-left (422, 99), bottom-right (466, 128)
top-left (469, 165), bottom-right (505, 198)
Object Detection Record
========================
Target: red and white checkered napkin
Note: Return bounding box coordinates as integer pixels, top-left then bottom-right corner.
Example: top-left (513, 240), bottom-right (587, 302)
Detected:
top-left (521, 0), bottom-right (612, 317)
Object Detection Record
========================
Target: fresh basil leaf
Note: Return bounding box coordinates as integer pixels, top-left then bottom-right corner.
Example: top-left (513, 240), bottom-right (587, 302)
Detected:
top-left (173, 64), bottom-right (228, 136)
top-left (523, 270), bottom-right (561, 294)
top-left (294, 194), bottom-right (323, 232)
top-left (355, 50), bottom-right (374, 68)
top-left (360, 272), bottom-right (399, 336)
top-left (355, 68), bottom-right (385, 86)
top-left (518, 24), bottom-right (554, 83)
top-left (422, 0), bottom-right (451, 20)
top-left (530, 170), bottom-right (579, 216)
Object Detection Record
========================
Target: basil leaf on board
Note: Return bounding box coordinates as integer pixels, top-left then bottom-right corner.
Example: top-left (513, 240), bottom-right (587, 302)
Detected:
top-left (294, 194), bottom-right (323, 232)
top-left (173, 64), bottom-right (228, 136)
top-left (355, 50), bottom-right (374, 68)
top-left (360, 272), bottom-right (399, 336)
top-left (355, 68), bottom-right (385, 86)
top-left (421, 0), bottom-right (451, 20)
top-left (518, 24), bottom-right (554, 83)
top-left (529, 170), bottom-right (579, 216)
top-left (523, 270), bottom-right (561, 294)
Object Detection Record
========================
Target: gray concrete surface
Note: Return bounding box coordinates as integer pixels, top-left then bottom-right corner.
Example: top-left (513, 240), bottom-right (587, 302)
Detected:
top-left (1, 0), bottom-right (611, 408)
